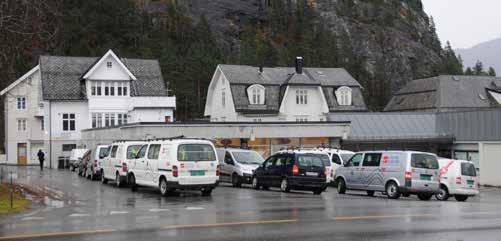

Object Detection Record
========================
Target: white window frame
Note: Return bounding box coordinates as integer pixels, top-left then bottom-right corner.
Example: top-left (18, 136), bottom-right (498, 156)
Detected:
top-left (16, 97), bottom-right (26, 110)
top-left (107, 61), bottom-right (112, 68)
top-left (296, 89), bottom-right (308, 105)
top-left (247, 84), bottom-right (265, 105)
top-left (17, 119), bottom-right (27, 131)
top-left (335, 86), bottom-right (353, 106)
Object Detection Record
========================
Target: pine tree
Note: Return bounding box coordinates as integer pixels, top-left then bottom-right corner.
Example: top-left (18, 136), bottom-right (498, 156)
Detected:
top-left (488, 67), bottom-right (497, 77)
top-left (465, 67), bottom-right (474, 75)
top-left (474, 60), bottom-right (484, 75)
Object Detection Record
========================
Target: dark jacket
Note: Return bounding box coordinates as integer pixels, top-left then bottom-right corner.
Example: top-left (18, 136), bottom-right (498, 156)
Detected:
top-left (37, 151), bottom-right (45, 161)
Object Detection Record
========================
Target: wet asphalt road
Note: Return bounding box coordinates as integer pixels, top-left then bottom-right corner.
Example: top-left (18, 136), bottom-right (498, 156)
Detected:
top-left (1, 166), bottom-right (501, 241)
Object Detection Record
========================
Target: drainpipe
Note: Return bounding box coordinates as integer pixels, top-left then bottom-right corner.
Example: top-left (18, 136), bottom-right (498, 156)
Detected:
top-left (49, 101), bottom-right (52, 169)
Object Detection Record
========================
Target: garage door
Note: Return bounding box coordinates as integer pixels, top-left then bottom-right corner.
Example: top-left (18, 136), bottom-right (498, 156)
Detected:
top-left (480, 143), bottom-right (501, 186)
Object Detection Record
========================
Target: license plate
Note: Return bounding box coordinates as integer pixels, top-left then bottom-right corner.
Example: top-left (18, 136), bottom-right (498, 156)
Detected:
top-left (420, 175), bottom-right (431, 181)
top-left (467, 180), bottom-right (474, 185)
top-left (190, 170), bottom-right (205, 176)
top-left (306, 172), bottom-right (318, 177)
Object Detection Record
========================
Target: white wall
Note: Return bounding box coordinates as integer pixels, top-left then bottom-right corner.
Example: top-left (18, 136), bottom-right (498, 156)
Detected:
top-left (279, 86), bottom-right (329, 122)
top-left (86, 55), bottom-right (131, 81)
top-left (479, 142), bottom-right (501, 186)
top-left (50, 101), bottom-right (89, 140)
top-left (129, 109), bottom-right (174, 123)
top-left (205, 69), bottom-right (238, 121)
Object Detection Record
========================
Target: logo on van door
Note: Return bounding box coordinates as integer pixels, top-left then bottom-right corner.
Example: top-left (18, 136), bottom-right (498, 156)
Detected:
top-left (382, 155), bottom-right (400, 166)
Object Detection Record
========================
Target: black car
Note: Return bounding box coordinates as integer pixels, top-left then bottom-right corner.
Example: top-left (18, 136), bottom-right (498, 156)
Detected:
top-left (251, 151), bottom-right (327, 195)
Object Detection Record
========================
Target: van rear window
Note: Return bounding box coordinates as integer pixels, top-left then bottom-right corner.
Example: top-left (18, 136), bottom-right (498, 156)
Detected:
top-left (461, 162), bottom-right (477, 177)
top-left (297, 154), bottom-right (324, 168)
top-left (178, 144), bottom-right (216, 162)
top-left (319, 154), bottom-right (331, 166)
top-left (411, 154), bottom-right (439, 169)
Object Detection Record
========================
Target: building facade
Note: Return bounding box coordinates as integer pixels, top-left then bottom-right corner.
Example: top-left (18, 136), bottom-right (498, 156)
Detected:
top-left (0, 50), bottom-right (176, 166)
top-left (204, 57), bottom-right (367, 122)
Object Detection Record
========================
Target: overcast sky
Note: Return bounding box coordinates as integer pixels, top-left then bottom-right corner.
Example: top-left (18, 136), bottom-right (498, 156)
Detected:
top-left (422, 0), bottom-right (501, 49)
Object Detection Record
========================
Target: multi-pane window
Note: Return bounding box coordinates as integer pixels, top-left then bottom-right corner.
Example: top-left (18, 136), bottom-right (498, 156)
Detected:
top-left (96, 82), bottom-right (102, 95)
top-left (107, 61), bottom-right (112, 68)
top-left (104, 82), bottom-right (110, 96)
top-left (296, 89), bottom-right (308, 105)
top-left (252, 88), bottom-right (261, 104)
top-left (17, 119), bottom-right (27, 131)
top-left (62, 113), bottom-right (76, 131)
top-left (93, 113), bottom-right (126, 128)
top-left (117, 82), bottom-right (128, 96)
top-left (110, 113), bottom-right (116, 126)
top-left (336, 86), bottom-right (352, 106)
top-left (91, 82), bottom-right (96, 96)
top-left (40, 117), bottom-right (44, 131)
top-left (248, 84), bottom-right (265, 105)
top-left (117, 113), bottom-right (128, 125)
top-left (104, 113), bottom-right (111, 127)
top-left (296, 117), bottom-right (308, 122)
top-left (110, 82), bottom-right (115, 96)
top-left (17, 97), bottom-right (26, 110)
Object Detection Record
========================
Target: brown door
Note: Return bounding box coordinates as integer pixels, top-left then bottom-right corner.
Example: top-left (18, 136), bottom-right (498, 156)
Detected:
top-left (17, 143), bottom-right (27, 165)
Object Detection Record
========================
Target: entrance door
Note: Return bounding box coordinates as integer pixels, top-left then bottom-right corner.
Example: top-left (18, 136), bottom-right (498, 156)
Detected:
top-left (17, 143), bottom-right (27, 165)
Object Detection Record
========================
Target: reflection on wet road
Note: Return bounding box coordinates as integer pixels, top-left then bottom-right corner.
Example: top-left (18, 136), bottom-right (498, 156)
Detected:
top-left (1, 166), bottom-right (501, 241)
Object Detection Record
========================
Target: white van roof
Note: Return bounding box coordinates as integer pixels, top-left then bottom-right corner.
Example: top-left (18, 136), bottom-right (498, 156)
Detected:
top-left (312, 148), bottom-right (355, 154)
top-left (69, 149), bottom-right (90, 160)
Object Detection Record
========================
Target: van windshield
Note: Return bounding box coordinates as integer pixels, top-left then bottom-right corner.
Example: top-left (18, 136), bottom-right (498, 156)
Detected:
top-left (232, 151), bottom-right (264, 165)
top-left (318, 154), bottom-right (331, 166)
top-left (178, 144), bottom-right (216, 162)
top-left (411, 154), bottom-right (439, 169)
top-left (461, 162), bottom-right (477, 177)
top-left (297, 154), bottom-right (324, 168)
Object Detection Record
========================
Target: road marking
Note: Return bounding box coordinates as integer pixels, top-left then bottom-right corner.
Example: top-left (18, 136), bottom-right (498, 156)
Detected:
top-left (186, 207), bottom-right (204, 211)
top-left (149, 208), bottom-right (170, 212)
top-left (69, 213), bottom-right (90, 217)
top-left (162, 219), bottom-right (298, 229)
top-left (333, 214), bottom-right (434, 221)
top-left (110, 211), bottom-right (129, 215)
top-left (21, 217), bottom-right (45, 221)
top-left (0, 229), bottom-right (115, 241)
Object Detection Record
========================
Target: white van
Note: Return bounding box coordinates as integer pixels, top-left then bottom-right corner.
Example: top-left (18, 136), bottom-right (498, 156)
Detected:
top-left (312, 148), bottom-right (355, 183)
top-left (127, 138), bottom-right (219, 196)
top-left (335, 151), bottom-right (440, 200)
top-left (85, 145), bottom-right (109, 180)
top-left (69, 148), bottom-right (90, 172)
top-left (217, 148), bottom-right (265, 187)
top-left (101, 141), bottom-right (146, 187)
top-left (436, 158), bottom-right (479, 202)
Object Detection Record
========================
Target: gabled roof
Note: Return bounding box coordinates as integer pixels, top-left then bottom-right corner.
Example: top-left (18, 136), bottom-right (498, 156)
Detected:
top-left (82, 49), bottom-right (137, 80)
top-left (0, 65), bottom-right (40, 96)
top-left (217, 64), bottom-right (366, 113)
top-left (39, 53), bottom-right (168, 100)
top-left (385, 75), bottom-right (501, 112)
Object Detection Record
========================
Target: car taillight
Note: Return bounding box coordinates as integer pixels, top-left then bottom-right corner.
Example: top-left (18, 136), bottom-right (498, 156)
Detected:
top-left (324, 168), bottom-right (328, 177)
top-left (405, 171), bottom-right (412, 180)
top-left (216, 165), bottom-right (220, 176)
top-left (93, 160), bottom-right (98, 167)
top-left (292, 164), bottom-right (299, 175)
top-left (122, 162), bottom-right (128, 172)
top-left (173, 165), bottom-right (178, 177)
top-left (456, 176), bottom-right (462, 184)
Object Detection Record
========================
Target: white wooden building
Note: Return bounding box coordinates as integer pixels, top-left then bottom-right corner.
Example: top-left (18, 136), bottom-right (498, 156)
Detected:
top-left (0, 50), bottom-right (176, 167)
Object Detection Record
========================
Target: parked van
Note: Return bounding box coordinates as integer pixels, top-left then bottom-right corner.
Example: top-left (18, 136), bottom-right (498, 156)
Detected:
top-left (313, 148), bottom-right (355, 183)
top-left (335, 151), bottom-right (440, 200)
top-left (217, 148), bottom-right (265, 187)
top-left (127, 138), bottom-right (219, 196)
top-left (436, 158), bottom-right (479, 202)
top-left (85, 145), bottom-right (110, 180)
top-left (101, 141), bottom-right (145, 187)
top-left (69, 148), bottom-right (90, 172)
top-left (252, 150), bottom-right (327, 194)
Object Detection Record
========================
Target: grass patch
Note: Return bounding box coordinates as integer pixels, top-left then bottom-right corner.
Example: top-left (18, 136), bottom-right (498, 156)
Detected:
top-left (0, 183), bottom-right (30, 214)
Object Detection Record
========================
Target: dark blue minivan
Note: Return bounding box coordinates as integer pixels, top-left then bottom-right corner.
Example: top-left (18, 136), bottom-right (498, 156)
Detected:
top-left (251, 151), bottom-right (327, 195)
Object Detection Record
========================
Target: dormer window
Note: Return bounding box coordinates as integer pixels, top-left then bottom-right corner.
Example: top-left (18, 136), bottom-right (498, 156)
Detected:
top-left (335, 86), bottom-right (352, 106)
top-left (247, 84), bottom-right (265, 105)
top-left (107, 61), bottom-right (112, 68)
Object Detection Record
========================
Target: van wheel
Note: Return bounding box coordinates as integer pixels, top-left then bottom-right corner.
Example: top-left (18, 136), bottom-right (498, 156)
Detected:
top-left (159, 178), bottom-right (169, 196)
top-left (455, 195), bottom-right (468, 202)
top-left (232, 174), bottom-right (242, 188)
top-left (129, 174), bottom-right (137, 192)
top-left (252, 176), bottom-right (260, 190)
top-left (367, 190), bottom-right (375, 197)
top-left (115, 173), bottom-right (123, 188)
top-left (417, 193), bottom-right (432, 201)
top-left (435, 185), bottom-right (450, 201)
top-left (386, 181), bottom-right (400, 199)
top-left (280, 178), bottom-right (290, 193)
top-left (201, 189), bottom-right (213, 196)
top-left (101, 170), bottom-right (108, 184)
top-left (337, 178), bottom-right (346, 194)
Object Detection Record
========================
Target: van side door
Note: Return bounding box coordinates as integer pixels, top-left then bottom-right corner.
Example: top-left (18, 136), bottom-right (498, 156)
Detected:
top-left (145, 144), bottom-right (161, 185)
top-left (134, 145), bottom-right (148, 182)
top-left (361, 153), bottom-right (383, 190)
top-left (222, 151), bottom-right (236, 182)
top-left (344, 153), bottom-right (363, 189)
top-left (107, 145), bottom-right (118, 178)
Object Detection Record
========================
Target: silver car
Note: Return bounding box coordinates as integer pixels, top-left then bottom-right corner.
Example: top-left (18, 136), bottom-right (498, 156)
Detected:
top-left (217, 148), bottom-right (265, 187)
top-left (335, 151), bottom-right (440, 200)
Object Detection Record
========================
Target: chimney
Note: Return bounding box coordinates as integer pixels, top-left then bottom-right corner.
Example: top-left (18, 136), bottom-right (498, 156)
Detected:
top-left (295, 56), bottom-right (304, 74)
top-left (258, 66), bottom-right (263, 73)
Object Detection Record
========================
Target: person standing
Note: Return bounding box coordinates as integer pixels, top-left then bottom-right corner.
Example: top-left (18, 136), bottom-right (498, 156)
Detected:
top-left (37, 150), bottom-right (45, 171)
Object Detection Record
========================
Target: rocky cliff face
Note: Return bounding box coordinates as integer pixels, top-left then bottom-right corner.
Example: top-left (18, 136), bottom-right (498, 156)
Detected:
top-left (179, 0), bottom-right (444, 96)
